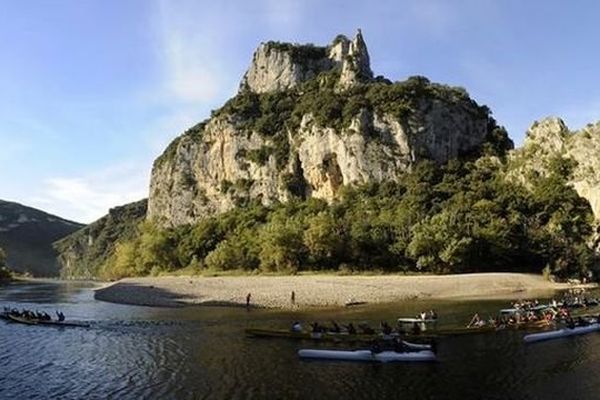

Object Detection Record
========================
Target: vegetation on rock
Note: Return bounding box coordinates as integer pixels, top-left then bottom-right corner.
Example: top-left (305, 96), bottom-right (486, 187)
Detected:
top-left (0, 247), bottom-right (11, 281)
top-left (99, 156), bottom-right (596, 280)
top-left (54, 199), bottom-right (147, 278)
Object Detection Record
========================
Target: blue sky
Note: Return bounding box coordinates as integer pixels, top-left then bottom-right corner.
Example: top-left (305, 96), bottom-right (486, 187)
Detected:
top-left (2, 1), bottom-right (599, 223)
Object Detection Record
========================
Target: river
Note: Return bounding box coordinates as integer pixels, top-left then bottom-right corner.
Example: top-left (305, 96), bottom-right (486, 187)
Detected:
top-left (0, 280), bottom-right (599, 399)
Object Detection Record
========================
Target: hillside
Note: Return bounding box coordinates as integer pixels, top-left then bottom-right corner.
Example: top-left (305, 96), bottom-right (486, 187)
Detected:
top-left (0, 200), bottom-right (83, 276)
top-left (54, 199), bottom-right (147, 279)
top-left (148, 31), bottom-right (511, 227)
top-left (55, 31), bottom-right (599, 281)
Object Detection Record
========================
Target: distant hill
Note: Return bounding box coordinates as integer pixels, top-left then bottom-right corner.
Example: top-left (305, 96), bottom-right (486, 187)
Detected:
top-left (0, 200), bottom-right (84, 276)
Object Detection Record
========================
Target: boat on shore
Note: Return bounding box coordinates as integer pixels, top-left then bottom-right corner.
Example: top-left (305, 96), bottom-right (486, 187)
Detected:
top-left (298, 349), bottom-right (437, 363)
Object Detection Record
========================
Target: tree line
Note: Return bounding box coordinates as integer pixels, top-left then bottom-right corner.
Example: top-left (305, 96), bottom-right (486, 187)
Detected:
top-left (99, 155), bottom-right (597, 281)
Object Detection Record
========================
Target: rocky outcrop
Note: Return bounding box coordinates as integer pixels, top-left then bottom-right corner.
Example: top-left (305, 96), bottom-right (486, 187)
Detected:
top-left (0, 200), bottom-right (83, 276)
top-left (149, 84), bottom-right (492, 227)
top-left (54, 199), bottom-right (147, 278)
top-left (509, 117), bottom-right (600, 220)
top-left (148, 31), bottom-right (501, 227)
top-left (336, 30), bottom-right (373, 89)
top-left (239, 30), bottom-right (372, 93)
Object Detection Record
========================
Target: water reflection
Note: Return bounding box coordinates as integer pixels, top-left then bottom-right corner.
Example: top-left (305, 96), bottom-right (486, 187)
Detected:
top-left (1, 281), bottom-right (600, 399)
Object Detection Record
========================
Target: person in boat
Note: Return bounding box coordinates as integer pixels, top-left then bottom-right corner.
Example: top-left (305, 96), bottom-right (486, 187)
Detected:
top-left (566, 317), bottom-right (576, 329)
top-left (395, 322), bottom-right (407, 336)
top-left (56, 311), bottom-right (65, 322)
top-left (393, 337), bottom-right (406, 353)
top-left (577, 316), bottom-right (590, 327)
top-left (419, 311), bottom-right (427, 320)
top-left (380, 321), bottom-right (392, 335)
top-left (370, 340), bottom-right (382, 354)
top-left (359, 323), bottom-right (375, 335)
top-left (291, 321), bottom-right (302, 332)
top-left (345, 323), bottom-right (357, 335)
top-left (310, 322), bottom-right (321, 333)
top-left (428, 309), bottom-right (438, 320)
top-left (467, 312), bottom-right (482, 328)
top-left (330, 321), bottom-right (341, 333)
top-left (411, 322), bottom-right (422, 335)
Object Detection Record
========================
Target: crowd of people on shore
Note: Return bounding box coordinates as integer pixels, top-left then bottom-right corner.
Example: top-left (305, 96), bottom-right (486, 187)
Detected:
top-left (3, 307), bottom-right (65, 322)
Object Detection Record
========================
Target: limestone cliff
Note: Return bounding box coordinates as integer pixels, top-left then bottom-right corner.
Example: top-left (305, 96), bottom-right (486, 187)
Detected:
top-left (148, 32), bottom-right (505, 227)
top-left (509, 117), bottom-right (600, 221)
top-left (239, 30), bottom-right (372, 93)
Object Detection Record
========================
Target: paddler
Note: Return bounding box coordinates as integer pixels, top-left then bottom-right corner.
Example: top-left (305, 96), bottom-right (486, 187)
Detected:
top-left (291, 321), bottom-right (302, 332)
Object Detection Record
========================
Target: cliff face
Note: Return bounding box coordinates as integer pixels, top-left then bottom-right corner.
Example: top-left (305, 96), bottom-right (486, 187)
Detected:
top-left (148, 31), bottom-right (499, 227)
top-left (509, 117), bottom-right (600, 221)
top-left (0, 200), bottom-right (83, 276)
top-left (54, 199), bottom-right (147, 279)
top-left (239, 31), bottom-right (372, 93)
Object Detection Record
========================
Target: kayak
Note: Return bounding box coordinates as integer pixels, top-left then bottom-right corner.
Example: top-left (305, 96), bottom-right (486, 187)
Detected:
top-left (298, 349), bottom-right (436, 363)
top-left (523, 323), bottom-right (600, 343)
top-left (397, 318), bottom-right (437, 324)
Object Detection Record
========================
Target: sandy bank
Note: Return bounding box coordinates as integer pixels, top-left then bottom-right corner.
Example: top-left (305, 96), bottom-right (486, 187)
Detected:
top-left (93, 273), bottom-right (596, 309)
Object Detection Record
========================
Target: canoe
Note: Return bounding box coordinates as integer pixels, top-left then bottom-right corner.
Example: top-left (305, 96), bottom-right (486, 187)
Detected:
top-left (38, 320), bottom-right (90, 328)
top-left (523, 323), bottom-right (600, 343)
top-left (245, 328), bottom-right (436, 342)
top-left (397, 318), bottom-right (437, 324)
top-left (298, 349), bottom-right (436, 363)
top-left (7, 314), bottom-right (38, 325)
top-left (2, 313), bottom-right (89, 328)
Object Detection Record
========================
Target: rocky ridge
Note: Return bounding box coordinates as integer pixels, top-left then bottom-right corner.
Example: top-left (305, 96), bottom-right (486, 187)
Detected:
top-left (148, 31), bottom-right (499, 227)
top-left (509, 117), bottom-right (600, 220)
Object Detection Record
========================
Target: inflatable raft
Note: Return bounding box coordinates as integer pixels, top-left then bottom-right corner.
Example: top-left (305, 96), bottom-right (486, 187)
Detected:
top-left (523, 323), bottom-right (600, 343)
top-left (298, 349), bottom-right (437, 363)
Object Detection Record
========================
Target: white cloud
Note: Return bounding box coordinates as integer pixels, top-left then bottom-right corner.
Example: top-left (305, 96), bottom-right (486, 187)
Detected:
top-left (153, 0), bottom-right (228, 104)
top-left (29, 162), bottom-right (149, 224)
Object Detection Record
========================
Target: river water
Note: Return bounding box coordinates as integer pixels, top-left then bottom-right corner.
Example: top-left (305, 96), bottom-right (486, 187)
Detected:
top-left (1, 280), bottom-right (599, 400)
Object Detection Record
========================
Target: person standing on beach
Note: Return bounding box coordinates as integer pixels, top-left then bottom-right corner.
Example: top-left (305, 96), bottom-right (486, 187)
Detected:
top-left (246, 293), bottom-right (251, 308)
top-left (291, 291), bottom-right (296, 306)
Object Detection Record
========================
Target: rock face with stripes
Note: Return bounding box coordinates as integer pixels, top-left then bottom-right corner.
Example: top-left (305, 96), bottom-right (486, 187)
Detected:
top-left (147, 32), bottom-right (495, 227)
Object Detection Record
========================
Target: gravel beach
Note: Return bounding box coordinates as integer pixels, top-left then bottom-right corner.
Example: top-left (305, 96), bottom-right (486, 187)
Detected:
top-left (93, 273), bottom-right (593, 309)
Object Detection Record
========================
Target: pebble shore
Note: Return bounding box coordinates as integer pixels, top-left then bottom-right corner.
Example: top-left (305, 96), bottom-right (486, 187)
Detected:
top-left (93, 273), bottom-right (594, 309)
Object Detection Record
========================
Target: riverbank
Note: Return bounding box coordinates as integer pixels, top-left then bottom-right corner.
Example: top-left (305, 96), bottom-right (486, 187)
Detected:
top-left (93, 273), bottom-right (597, 309)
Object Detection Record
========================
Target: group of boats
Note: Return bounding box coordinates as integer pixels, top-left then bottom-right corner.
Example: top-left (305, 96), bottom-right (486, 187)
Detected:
top-left (248, 294), bottom-right (600, 363)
